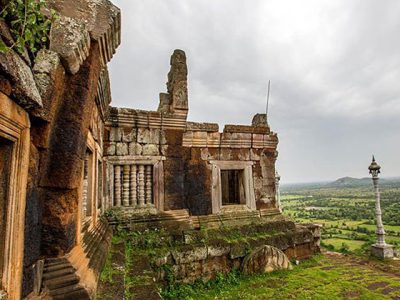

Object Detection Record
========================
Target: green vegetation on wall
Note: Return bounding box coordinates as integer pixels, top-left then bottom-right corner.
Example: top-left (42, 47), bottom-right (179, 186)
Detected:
top-left (0, 0), bottom-right (57, 58)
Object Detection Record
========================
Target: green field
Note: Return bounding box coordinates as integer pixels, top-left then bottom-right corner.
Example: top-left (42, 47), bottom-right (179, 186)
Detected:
top-left (281, 180), bottom-right (400, 253)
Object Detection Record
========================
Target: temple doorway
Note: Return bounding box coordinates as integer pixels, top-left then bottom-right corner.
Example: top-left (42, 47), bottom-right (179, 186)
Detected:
top-left (221, 170), bottom-right (245, 206)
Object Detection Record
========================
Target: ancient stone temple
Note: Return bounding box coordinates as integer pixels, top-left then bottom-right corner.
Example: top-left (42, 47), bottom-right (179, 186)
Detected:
top-left (104, 49), bottom-right (280, 218)
top-left (0, 1), bottom-right (320, 299)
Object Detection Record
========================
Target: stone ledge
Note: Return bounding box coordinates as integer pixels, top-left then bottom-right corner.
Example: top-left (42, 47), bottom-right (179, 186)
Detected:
top-left (224, 124), bottom-right (270, 134)
top-left (186, 122), bottom-right (219, 132)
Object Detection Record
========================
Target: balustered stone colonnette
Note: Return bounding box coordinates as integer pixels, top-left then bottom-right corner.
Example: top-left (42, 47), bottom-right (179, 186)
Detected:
top-left (106, 156), bottom-right (165, 211)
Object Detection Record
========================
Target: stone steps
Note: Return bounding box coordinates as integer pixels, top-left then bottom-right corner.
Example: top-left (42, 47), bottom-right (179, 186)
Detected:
top-left (42, 266), bottom-right (75, 280)
top-left (193, 210), bottom-right (261, 229)
top-left (41, 258), bottom-right (90, 300)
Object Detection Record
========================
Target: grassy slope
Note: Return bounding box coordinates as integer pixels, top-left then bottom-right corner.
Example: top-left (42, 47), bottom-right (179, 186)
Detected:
top-left (163, 254), bottom-right (400, 300)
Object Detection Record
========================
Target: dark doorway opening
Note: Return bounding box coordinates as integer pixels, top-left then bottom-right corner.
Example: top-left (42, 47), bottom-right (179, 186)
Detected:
top-left (221, 170), bottom-right (245, 205)
top-left (0, 136), bottom-right (13, 287)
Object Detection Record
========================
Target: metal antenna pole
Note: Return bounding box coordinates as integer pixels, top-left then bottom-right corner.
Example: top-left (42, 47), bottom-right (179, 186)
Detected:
top-left (266, 80), bottom-right (270, 126)
top-left (266, 80), bottom-right (270, 115)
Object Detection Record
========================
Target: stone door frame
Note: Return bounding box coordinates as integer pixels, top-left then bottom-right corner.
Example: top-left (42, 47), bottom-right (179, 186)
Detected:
top-left (77, 131), bottom-right (101, 244)
top-left (106, 156), bottom-right (165, 211)
top-left (209, 160), bottom-right (256, 214)
top-left (0, 93), bottom-right (30, 300)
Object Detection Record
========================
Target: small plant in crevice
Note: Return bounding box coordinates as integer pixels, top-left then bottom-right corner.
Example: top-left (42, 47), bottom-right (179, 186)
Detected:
top-left (0, 0), bottom-right (58, 58)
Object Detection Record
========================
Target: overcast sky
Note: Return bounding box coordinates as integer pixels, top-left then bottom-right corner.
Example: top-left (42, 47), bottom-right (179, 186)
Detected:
top-left (108, 0), bottom-right (400, 183)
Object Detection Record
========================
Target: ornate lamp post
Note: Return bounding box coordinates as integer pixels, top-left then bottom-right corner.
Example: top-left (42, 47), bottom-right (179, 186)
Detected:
top-left (275, 171), bottom-right (282, 213)
top-left (368, 156), bottom-right (394, 259)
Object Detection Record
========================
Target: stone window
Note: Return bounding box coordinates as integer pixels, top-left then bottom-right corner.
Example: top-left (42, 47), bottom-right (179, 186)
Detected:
top-left (106, 156), bottom-right (165, 211)
top-left (210, 160), bottom-right (256, 214)
top-left (221, 170), bottom-right (245, 205)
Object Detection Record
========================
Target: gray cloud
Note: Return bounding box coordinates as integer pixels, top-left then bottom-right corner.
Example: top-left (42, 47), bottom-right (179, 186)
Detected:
top-left (109, 0), bottom-right (400, 183)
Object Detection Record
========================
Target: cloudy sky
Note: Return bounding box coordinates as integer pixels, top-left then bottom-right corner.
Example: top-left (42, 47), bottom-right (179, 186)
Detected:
top-left (109, 0), bottom-right (400, 183)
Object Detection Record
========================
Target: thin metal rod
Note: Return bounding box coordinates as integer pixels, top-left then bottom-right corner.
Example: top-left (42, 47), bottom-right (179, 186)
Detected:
top-left (266, 80), bottom-right (270, 118)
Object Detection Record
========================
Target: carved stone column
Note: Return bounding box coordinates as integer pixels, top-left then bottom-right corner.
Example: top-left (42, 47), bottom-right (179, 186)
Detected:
top-left (369, 156), bottom-right (394, 259)
top-left (145, 165), bottom-right (152, 205)
top-left (130, 165), bottom-right (137, 206)
top-left (138, 165), bottom-right (145, 207)
top-left (122, 165), bottom-right (130, 206)
top-left (114, 165), bottom-right (121, 206)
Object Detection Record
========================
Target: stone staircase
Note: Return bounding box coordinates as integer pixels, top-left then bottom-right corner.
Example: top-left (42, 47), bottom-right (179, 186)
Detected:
top-left (38, 219), bottom-right (112, 299)
top-left (41, 258), bottom-right (89, 300)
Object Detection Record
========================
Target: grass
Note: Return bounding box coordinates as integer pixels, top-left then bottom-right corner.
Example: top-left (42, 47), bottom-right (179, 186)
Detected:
top-left (323, 238), bottom-right (366, 251)
top-left (161, 255), bottom-right (400, 300)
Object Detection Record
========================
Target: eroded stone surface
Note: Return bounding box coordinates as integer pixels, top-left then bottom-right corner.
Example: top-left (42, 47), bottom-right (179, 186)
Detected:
top-left (0, 39), bottom-right (42, 110)
top-left (242, 245), bottom-right (292, 275)
top-left (50, 15), bottom-right (90, 74)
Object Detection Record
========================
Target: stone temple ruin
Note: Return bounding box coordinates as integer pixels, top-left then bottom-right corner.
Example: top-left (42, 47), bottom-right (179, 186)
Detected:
top-left (0, 0), bottom-right (320, 299)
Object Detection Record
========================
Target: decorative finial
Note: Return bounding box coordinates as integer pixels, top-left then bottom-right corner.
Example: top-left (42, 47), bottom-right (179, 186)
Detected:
top-left (369, 155), bottom-right (381, 176)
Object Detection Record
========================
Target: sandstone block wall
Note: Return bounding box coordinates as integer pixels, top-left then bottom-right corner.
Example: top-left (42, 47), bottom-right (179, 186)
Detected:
top-left (104, 50), bottom-right (280, 217)
top-left (0, 0), bottom-right (121, 298)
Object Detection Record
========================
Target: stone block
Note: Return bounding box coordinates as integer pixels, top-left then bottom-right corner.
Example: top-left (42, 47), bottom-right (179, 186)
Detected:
top-left (49, 16), bottom-right (90, 74)
top-left (137, 128), bottom-right (150, 143)
top-left (122, 128), bottom-right (136, 142)
top-left (192, 131), bottom-right (207, 147)
top-left (252, 134), bottom-right (264, 148)
top-left (207, 245), bottom-right (230, 258)
top-left (129, 143), bottom-right (142, 155)
top-left (220, 132), bottom-right (231, 147)
top-left (242, 245), bottom-right (292, 275)
top-left (106, 142), bottom-right (116, 156)
top-left (142, 144), bottom-right (159, 156)
top-left (200, 148), bottom-right (210, 160)
top-left (220, 148), bottom-right (232, 160)
top-left (172, 246), bottom-right (207, 264)
top-left (229, 242), bottom-right (247, 259)
top-left (161, 145), bottom-right (168, 156)
top-left (160, 130), bottom-right (167, 145)
top-left (32, 49), bottom-right (65, 121)
top-left (48, 0), bottom-right (121, 65)
top-left (207, 132), bottom-right (221, 147)
top-left (149, 129), bottom-right (161, 144)
top-left (250, 148), bottom-right (261, 160)
top-left (0, 39), bottom-right (42, 110)
top-left (164, 129), bottom-right (183, 146)
top-left (109, 127), bottom-right (122, 142)
top-left (371, 244), bottom-right (394, 259)
top-left (116, 142), bottom-right (128, 156)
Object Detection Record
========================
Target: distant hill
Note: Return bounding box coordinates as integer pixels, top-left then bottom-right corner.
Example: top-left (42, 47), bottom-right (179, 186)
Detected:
top-left (329, 176), bottom-right (372, 187)
top-left (327, 176), bottom-right (400, 188)
top-left (281, 176), bottom-right (400, 191)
